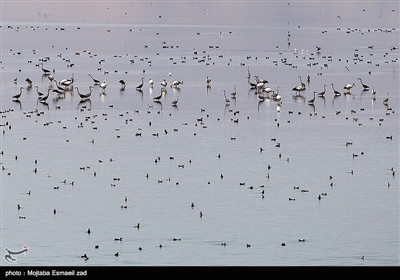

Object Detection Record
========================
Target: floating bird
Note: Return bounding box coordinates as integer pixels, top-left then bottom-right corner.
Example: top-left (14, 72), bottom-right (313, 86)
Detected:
top-left (171, 96), bottom-right (178, 106)
top-left (100, 80), bottom-right (107, 93)
top-left (40, 63), bottom-right (51, 75)
top-left (357, 77), bottom-right (370, 91)
top-left (12, 87), bottom-right (24, 100)
top-left (206, 76), bottom-right (211, 85)
top-left (25, 78), bottom-right (33, 86)
top-left (149, 79), bottom-right (154, 87)
top-left (136, 78), bottom-right (144, 90)
top-left (87, 74), bottom-right (100, 85)
top-left (119, 80), bottom-right (126, 89)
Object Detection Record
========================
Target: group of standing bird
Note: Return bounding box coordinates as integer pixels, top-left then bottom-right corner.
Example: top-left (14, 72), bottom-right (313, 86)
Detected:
top-left (12, 61), bottom-right (381, 109)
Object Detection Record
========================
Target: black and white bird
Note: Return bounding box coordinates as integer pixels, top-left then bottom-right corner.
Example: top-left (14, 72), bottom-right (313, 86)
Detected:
top-left (357, 77), bottom-right (370, 91)
top-left (88, 74), bottom-right (100, 85)
top-left (119, 80), bottom-right (126, 90)
top-left (343, 83), bottom-right (356, 91)
top-left (206, 76), bottom-right (211, 85)
top-left (38, 89), bottom-right (51, 103)
top-left (12, 87), bottom-right (24, 100)
top-left (136, 78), bottom-right (144, 90)
top-left (171, 96), bottom-right (178, 106)
top-left (76, 86), bottom-right (93, 100)
top-left (292, 76), bottom-right (306, 94)
top-left (160, 78), bottom-right (168, 88)
top-left (331, 83), bottom-right (342, 96)
top-left (317, 85), bottom-right (327, 97)
top-left (40, 63), bottom-right (51, 75)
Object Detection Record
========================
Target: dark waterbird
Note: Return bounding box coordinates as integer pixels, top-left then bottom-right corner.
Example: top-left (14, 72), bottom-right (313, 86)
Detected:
top-left (12, 87), bottom-right (24, 100)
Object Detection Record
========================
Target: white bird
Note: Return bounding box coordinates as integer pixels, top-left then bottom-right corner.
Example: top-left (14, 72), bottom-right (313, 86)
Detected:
top-left (149, 79), bottom-right (154, 87)
top-left (100, 80), bottom-right (107, 93)
top-left (206, 76), bottom-right (211, 84)
top-left (343, 83), bottom-right (356, 91)
top-left (170, 80), bottom-right (183, 88)
top-left (60, 74), bottom-right (74, 89)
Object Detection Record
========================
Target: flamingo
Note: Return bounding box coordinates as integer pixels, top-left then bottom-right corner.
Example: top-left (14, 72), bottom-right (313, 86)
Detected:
top-left (12, 87), bottom-right (24, 100)
top-left (40, 63), bottom-right (51, 75)
top-left (331, 83), bottom-right (341, 96)
top-left (88, 74), bottom-right (100, 85)
top-left (292, 76), bottom-right (306, 94)
top-left (357, 78), bottom-right (370, 91)
top-left (308, 92), bottom-right (316, 104)
top-left (35, 86), bottom-right (44, 97)
top-left (223, 90), bottom-right (230, 104)
top-left (153, 88), bottom-right (163, 102)
top-left (38, 89), bottom-right (51, 103)
top-left (76, 86), bottom-right (92, 99)
top-left (136, 78), bottom-right (144, 90)
top-left (317, 85), bottom-right (327, 97)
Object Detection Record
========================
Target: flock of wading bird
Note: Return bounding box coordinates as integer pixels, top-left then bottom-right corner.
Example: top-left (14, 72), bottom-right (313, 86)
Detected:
top-left (11, 57), bottom-right (392, 112)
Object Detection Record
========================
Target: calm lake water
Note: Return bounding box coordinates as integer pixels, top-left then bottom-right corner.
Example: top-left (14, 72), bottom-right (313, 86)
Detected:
top-left (1, 1), bottom-right (399, 267)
